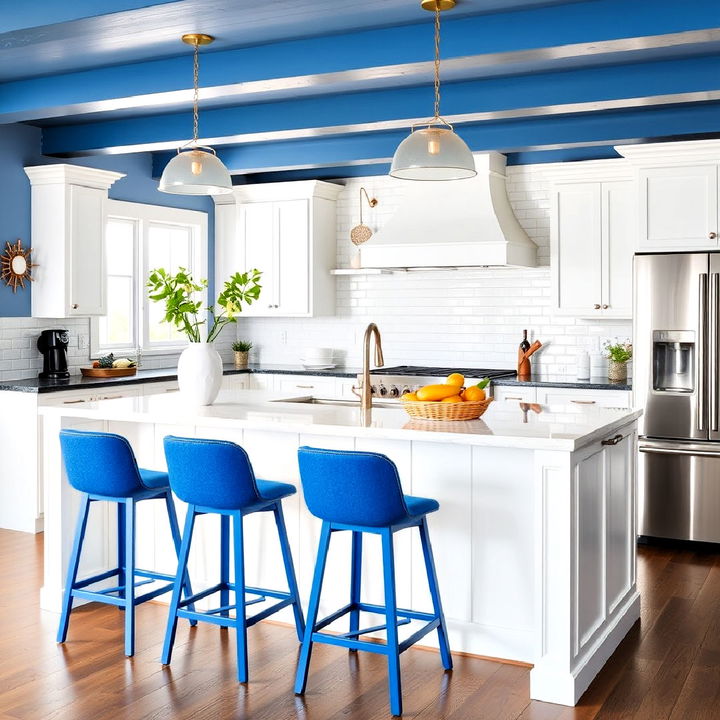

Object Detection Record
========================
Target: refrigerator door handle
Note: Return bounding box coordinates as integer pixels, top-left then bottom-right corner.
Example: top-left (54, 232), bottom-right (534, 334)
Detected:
top-left (639, 439), bottom-right (720, 458)
top-left (711, 273), bottom-right (719, 432)
top-left (698, 273), bottom-right (708, 432)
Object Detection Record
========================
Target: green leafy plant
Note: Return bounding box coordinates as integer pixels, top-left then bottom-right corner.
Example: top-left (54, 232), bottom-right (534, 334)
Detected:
top-left (604, 339), bottom-right (632, 364)
top-left (146, 267), bottom-right (262, 344)
top-left (232, 340), bottom-right (253, 352)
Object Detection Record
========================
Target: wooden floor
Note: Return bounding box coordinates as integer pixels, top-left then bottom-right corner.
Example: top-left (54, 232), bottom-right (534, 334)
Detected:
top-left (1, 532), bottom-right (719, 720)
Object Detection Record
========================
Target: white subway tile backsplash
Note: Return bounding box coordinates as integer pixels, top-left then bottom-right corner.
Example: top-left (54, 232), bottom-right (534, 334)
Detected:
top-left (235, 164), bottom-right (632, 375)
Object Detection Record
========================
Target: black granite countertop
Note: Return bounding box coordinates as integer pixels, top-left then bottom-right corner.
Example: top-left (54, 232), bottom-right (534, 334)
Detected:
top-left (0, 365), bottom-right (631, 394)
top-left (0, 363), bottom-right (362, 394)
top-left (493, 375), bottom-right (632, 391)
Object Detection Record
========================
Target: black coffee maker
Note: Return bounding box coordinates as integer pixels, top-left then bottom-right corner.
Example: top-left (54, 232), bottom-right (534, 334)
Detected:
top-left (37, 329), bottom-right (70, 379)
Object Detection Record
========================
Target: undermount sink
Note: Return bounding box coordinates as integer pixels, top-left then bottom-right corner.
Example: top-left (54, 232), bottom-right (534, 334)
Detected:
top-left (272, 396), bottom-right (398, 409)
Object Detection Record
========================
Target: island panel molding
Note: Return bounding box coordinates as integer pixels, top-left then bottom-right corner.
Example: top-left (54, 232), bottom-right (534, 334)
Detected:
top-left (38, 390), bottom-right (641, 706)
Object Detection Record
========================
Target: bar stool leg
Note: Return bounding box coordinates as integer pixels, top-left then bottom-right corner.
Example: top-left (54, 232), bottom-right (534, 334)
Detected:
top-left (124, 499), bottom-right (136, 657)
top-left (273, 502), bottom-right (305, 641)
top-left (232, 511), bottom-right (249, 683)
top-left (165, 492), bottom-right (196, 626)
top-left (162, 506), bottom-right (196, 665)
top-left (220, 514), bottom-right (230, 619)
top-left (57, 493), bottom-right (91, 643)
top-left (419, 517), bottom-right (452, 671)
top-left (381, 529), bottom-right (402, 717)
top-left (349, 530), bottom-right (363, 647)
top-left (117, 502), bottom-right (126, 610)
top-left (295, 521), bottom-right (332, 695)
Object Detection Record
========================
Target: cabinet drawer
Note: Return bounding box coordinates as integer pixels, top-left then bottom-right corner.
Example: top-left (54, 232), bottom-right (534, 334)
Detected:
top-left (492, 386), bottom-right (537, 403)
top-left (276, 375), bottom-right (338, 397)
top-left (536, 388), bottom-right (631, 408)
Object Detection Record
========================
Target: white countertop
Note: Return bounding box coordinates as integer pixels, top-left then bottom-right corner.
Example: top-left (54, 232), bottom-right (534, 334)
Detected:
top-left (39, 389), bottom-right (642, 451)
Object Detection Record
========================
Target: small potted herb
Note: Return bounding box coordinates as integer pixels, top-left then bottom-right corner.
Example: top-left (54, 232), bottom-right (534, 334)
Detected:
top-left (604, 339), bottom-right (632, 382)
top-left (232, 340), bottom-right (253, 369)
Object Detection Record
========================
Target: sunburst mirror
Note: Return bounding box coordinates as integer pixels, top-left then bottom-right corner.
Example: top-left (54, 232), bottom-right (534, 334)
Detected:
top-left (1, 239), bottom-right (35, 292)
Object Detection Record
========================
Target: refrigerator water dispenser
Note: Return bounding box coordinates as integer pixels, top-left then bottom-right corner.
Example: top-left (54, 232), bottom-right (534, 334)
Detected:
top-left (652, 330), bottom-right (695, 393)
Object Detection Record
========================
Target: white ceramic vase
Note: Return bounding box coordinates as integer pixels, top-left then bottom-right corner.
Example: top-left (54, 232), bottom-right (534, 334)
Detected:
top-left (177, 342), bottom-right (223, 406)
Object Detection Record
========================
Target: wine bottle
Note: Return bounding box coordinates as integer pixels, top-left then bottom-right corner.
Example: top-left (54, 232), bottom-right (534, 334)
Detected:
top-left (520, 329), bottom-right (530, 354)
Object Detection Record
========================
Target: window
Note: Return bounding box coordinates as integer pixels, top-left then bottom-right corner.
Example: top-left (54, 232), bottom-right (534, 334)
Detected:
top-left (91, 200), bottom-right (208, 357)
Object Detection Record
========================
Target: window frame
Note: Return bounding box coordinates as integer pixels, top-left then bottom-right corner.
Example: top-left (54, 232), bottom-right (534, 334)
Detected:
top-left (90, 200), bottom-right (208, 359)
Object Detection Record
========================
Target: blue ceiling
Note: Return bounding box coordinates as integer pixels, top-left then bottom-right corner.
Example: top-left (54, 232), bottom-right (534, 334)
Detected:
top-left (2, 0), bottom-right (720, 179)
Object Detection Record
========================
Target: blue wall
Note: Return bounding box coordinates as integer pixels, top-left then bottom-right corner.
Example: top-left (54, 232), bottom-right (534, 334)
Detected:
top-left (0, 123), bottom-right (214, 317)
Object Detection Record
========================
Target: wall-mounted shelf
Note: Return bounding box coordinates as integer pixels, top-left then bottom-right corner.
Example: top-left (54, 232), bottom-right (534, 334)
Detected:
top-left (330, 268), bottom-right (406, 275)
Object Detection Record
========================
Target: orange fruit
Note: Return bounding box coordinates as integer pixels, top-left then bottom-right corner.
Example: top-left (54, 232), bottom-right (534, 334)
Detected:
top-left (446, 372), bottom-right (465, 387)
top-left (401, 392), bottom-right (418, 401)
top-left (441, 395), bottom-right (463, 403)
top-left (463, 385), bottom-right (486, 402)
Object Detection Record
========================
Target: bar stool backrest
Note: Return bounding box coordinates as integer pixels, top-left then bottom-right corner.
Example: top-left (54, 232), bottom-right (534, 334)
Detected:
top-left (298, 446), bottom-right (411, 527)
top-left (163, 436), bottom-right (261, 510)
top-left (59, 429), bottom-right (145, 497)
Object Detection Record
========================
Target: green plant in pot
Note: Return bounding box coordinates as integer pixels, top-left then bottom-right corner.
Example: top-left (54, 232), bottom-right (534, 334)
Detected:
top-left (147, 267), bottom-right (261, 405)
top-left (232, 340), bottom-right (253, 369)
top-left (604, 339), bottom-right (632, 382)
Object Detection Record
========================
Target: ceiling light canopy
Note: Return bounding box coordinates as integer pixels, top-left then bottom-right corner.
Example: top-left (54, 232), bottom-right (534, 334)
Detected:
top-left (390, 0), bottom-right (476, 181)
top-left (159, 33), bottom-right (233, 196)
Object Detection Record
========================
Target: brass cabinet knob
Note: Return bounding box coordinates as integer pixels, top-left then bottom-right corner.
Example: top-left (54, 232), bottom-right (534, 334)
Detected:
top-left (602, 304), bottom-right (609, 309)
top-left (593, 303), bottom-right (601, 309)
top-left (710, 232), bottom-right (718, 240)
top-left (72, 303), bottom-right (79, 309)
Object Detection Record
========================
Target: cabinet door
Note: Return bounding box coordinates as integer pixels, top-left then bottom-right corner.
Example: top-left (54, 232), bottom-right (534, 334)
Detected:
top-left (241, 202), bottom-right (275, 316)
top-left (638, 165), bottom-right (718, 250)
top-left (276, 200), bottom-right (310, 315)
top-left (552, 183), bottom-right (603, 316)
top-left (69, 185), bottom-right (106, 316)
top-left (275, 374), bottom-right (337, 398)
top-left (601, 181), bottom-right (635, 318)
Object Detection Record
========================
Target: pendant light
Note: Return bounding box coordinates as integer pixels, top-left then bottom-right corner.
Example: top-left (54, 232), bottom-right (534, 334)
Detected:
top-left (159, 34), bottom-right (233, 195)
top-left (390, 0), bottom-right (477, 181)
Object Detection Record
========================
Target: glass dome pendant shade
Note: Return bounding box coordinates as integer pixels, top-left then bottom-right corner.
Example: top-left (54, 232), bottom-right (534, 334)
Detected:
top-left (390, 1), bottom-right (476, 181)
top-left (159, 34), bottom-right (233, 196)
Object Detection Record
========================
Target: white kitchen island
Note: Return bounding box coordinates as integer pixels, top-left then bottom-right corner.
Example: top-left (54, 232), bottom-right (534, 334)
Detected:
top-left (38, 390), bottom-right (641, 706)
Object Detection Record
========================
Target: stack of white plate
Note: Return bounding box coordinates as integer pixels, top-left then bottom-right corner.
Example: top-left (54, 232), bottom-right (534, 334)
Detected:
top-left (300, 347), bottom-right (335, 369)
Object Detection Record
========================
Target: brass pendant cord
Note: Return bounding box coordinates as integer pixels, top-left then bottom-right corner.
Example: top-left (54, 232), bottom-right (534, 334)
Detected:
top-left (192, 40), bottom-right (200, 146)
top-left (433, 5), bottom-right (441, 120)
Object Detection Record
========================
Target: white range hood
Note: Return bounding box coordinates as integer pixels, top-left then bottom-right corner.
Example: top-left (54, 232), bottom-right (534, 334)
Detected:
top-left (362, 152), bottom-right (537, 269)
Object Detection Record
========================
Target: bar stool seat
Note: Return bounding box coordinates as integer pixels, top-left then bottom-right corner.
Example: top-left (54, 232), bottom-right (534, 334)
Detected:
top-left (57, 429), bottom-right (195, 657)
top-left (295, 446), bottom-right (452, 717)
top-left (161, 436), bottom-right (305, 683)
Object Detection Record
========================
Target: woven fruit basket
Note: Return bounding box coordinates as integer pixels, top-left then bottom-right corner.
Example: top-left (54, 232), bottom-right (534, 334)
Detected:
top-left (401, 397), bottom-right (493, 421)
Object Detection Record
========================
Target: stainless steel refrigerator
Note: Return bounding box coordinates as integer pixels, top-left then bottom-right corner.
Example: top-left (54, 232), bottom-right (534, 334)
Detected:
top-left (635, 252), bottom-right (720, 542)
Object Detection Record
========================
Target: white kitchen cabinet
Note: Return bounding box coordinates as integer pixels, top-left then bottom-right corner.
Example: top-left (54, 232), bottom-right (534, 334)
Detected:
top-left (221, 374), bottom-right (251, 391)
top-left (24, 164), bottom-right (124, 318)
top-left (535, 387), bottom-right (632, 409)
top-left (492, 385), bottom-right (537, 403)
top-left (617, 141), bottom-right (720, 251)
top-left (275, 374), bottom-right (338, 397)
top-left (637, 165), bottom-right (718, 250)
top-left (214, 180), bottom-right (342, 318)
top-left (550, 164), bottom-right (635, 318)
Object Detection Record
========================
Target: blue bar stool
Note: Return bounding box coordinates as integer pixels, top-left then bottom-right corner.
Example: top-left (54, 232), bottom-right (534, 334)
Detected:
top-left (57, 429), bottom-right (195, 657)
top-left (295, 446), bottom-right (452, 717)
top-left (161, 436), bottom-right (305, 683)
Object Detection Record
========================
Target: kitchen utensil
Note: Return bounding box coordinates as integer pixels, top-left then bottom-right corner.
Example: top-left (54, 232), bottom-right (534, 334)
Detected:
top-left (350, 187), bottom-right (378, 246)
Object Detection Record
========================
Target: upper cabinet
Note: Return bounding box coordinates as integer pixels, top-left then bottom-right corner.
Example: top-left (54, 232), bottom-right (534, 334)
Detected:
top-left (549, 161), bottom-right (636, 319)
top-left (214, 180), bottom-right (341, 318)
top-left (25, 164), bottom-right (124, 318)
top-left (617, 141), bottom-right (720, 251)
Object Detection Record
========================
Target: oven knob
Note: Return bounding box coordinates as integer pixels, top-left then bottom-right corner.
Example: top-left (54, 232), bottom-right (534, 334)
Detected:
top-left (389, 385), bottom-right (400, 397)
top-left (378, 383), bottom-right (388, 396)
top-left (401, 386), bottom-right (411, 396)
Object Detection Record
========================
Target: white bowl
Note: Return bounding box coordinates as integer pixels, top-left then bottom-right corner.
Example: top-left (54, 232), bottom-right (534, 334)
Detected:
top-left (302, 348), bottom-right (333, 360)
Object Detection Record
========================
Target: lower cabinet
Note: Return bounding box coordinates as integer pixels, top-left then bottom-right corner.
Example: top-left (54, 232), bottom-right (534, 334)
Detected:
top-left (494, 385), bottom-right (632, 409)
